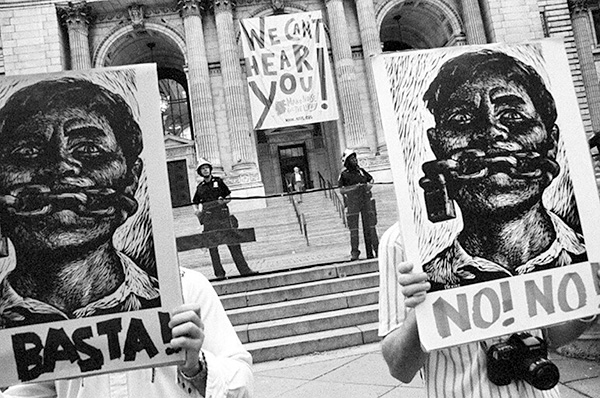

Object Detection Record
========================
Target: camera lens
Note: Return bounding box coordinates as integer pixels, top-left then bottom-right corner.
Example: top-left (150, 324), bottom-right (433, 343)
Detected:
top-left (522, 357), bottom-right (560, 390)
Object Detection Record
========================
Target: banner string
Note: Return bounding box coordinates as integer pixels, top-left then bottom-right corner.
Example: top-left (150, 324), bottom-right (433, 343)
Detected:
top-left (186, 181), bottom-right (394, 205)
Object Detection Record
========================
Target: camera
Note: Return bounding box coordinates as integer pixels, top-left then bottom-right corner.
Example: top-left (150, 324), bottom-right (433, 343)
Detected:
top-left (486, 332), bottom-right (559, 390)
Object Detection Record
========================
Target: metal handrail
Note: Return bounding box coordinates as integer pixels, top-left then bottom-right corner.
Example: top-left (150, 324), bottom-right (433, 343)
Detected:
top-left (318, 172), bottom-right (347, 227)
top-left (318, 173), bottom-right (329, 198)
top-left (288, 192), bottom-right (309, 245)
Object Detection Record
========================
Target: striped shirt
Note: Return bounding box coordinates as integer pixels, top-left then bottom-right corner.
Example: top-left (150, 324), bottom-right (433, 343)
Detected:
top-left (378, 222), bottom-right (561, 398)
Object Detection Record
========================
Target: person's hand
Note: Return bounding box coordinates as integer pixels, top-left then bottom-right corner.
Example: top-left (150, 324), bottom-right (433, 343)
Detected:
top-left (397, 262), bottom-right (430, 308)
top-left (169, 303), bottom-right (205, 376)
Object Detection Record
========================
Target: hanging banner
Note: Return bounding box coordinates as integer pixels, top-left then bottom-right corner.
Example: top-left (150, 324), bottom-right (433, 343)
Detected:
top-left (373, 39), bottom-right (600, 351)
top-left (0, 65), bottom-right (185, 387)
top-left (240, 11), bottom-right (339, 130)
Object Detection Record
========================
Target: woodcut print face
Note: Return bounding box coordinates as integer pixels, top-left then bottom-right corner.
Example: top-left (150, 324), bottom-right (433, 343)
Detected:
top-left (426, 72), bottom-right (559, 219)
top-left (0, 81), bottom-right (142, 256)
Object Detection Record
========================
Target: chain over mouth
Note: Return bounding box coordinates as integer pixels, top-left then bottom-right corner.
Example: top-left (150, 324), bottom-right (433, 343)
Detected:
top-left (419, 149), bottom-right (560, 190)
top-left (0, 184), bottom-right (123, 217)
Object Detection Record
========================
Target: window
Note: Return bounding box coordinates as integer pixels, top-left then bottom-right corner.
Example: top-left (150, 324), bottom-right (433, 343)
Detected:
top-left (159, 78), bottom-right (191, 140)
top-left (591, 7), bottom-right (600, 46)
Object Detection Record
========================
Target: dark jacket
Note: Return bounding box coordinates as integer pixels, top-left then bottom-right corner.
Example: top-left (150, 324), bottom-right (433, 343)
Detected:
top-left (193, 176), bottom-right (231, 225)
top-left (338, 167), bottom-right (373, 212)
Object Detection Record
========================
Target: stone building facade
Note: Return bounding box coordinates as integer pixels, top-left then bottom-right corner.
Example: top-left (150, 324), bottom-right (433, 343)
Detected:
top-left (1, 0), bottom-right (600, 210)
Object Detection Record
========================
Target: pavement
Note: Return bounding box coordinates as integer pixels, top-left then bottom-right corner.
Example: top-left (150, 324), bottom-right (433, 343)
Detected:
top-left (253, 343), bottom-right (600, 398)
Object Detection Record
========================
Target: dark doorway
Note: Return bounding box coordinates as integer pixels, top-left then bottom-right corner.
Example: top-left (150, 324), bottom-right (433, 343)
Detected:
top-left (167, 160), bottom-right (191, 207)
top-left (279, 144), bottom-right (310, 192)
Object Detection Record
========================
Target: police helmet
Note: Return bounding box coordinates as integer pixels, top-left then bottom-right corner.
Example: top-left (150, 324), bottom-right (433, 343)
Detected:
top-left (341, 148), bottom-right (357, 166)
top-left (196, 158), bottom-right (213, 174)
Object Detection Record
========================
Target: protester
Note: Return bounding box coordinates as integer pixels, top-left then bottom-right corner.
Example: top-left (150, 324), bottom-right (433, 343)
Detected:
top-left (0, 78), bottom-right (159, 328)
top-left (379, 49), bottom-right (596, 397)
top-left (338, 149), bottom-right (378, 260)
top-left (192, 159), bottom-right (256, 280)
top-left (1, 267), bottom-right (254, 398)
top-left (379, 225), bottom-right (598, 397)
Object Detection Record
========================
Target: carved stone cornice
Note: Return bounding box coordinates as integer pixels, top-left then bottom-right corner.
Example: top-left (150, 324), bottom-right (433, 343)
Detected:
top-left (271, 0), bottom-right (284, 14)
top-left (58, 1), bottom-right (92, 27)
top-left (128, 4), bottom-right (145, 30)
top-left (213, 0), bottom-right (236, 12)
top-left (226, 169), bottom-right (262, 186)
top-left (178, 0), bottom-right (202, 18)
top-left (234, 0), bottom-right (266, 5)
top-left (93, 5), bottom-right (178, 23)
top-left (568, 0), bottom-right (590, 14)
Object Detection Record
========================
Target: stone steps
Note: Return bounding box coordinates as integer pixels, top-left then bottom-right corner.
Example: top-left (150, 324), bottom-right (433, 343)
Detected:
top-left (215, 259), bottom-right (381, 363)
top-left (245, 323), bottom-right (380, 363)
top-left (213, 260), bottom-right (379, 295)
top-left (226, 287), bottom-right (379, 325)
top-left (235, 304), bottom-right (379, 343)
top-left (220, 271), bottom-right (379, 310)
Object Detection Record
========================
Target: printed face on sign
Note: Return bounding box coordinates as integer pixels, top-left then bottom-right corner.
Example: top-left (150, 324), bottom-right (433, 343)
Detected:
top-left (0, 77), bottom-right (160, 329)
top-left (415, 49), bottom-right (585, 291)
top-left (426, 73), bottom-right (559, 220)
top-left (0, 105), bottom-right (133, 248)
top-left (0, 66), bottom-right (184, 387)
top-left (375, 40), bottom-right (600, 351)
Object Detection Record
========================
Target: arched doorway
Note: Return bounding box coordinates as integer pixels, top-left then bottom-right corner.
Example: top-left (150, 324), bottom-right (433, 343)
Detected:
top-left (93, 24), bottom-right (195, 208)
top-left (378, 0), bottom-right (464, 51)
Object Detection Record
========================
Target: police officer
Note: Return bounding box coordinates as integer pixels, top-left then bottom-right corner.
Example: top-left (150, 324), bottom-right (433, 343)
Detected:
top-left (338, 149), bottom-right (378, 260)
top-left (192, 159), bottom-right (256, 279)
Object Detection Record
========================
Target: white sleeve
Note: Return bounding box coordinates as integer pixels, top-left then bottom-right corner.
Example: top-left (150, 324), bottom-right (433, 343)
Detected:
top-left (180, 269), bottom-right (253, 398)
top-left (377, 223), bottom-right (408, 337)
top-left (1, 382), bottom-right (57, 398)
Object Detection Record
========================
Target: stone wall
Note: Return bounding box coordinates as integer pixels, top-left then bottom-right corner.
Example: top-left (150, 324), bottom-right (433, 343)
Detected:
top-left (0, 2), bottom-right (65, 75)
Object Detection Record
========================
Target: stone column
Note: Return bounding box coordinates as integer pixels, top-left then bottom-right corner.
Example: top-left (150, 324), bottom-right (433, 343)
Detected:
top-left (570, 0), bottom-right (600, 133)
top-left (355, 0), bottom-right (383, 154)
top-left (460, 0), bottom-right (487, 45)
top-left (213, 0), bottom-right (255, 170)
top-left (556, 2), bottom-right (600, 364)
top-left (59, 1), bottom-right (92, 70)
top-left (325, 0), bottom-right (368, 153)
top-left (178, 0), bottom-right (222, 170)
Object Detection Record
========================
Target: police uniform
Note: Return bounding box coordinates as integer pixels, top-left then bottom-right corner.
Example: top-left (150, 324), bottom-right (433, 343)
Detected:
top-left (338, 166), bottom-right (378, 260)
top-left (192, 176), bottom-right (253, 278)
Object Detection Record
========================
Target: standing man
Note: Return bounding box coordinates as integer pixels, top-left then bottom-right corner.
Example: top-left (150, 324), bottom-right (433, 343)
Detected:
top-left (288, 166), bottom-right (306, 203)
top-left (338, 149), bottom-right (378, 260)
top-left (192, 159), bottom-right (256, 280)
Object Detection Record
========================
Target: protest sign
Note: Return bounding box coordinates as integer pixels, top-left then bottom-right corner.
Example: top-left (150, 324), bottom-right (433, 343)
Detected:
top-left (373, 39), bottom-right (600, 351)
top-left (0, 64), bottom-right (184, 386)
top-left (240, 10), bottom-right (339, 130)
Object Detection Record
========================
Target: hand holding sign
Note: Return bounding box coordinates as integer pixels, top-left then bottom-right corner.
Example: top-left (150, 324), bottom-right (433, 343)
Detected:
top-left (169, 303), bottom-right (205, 372)
top-left (397, 262), bottom-right (430, 308)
